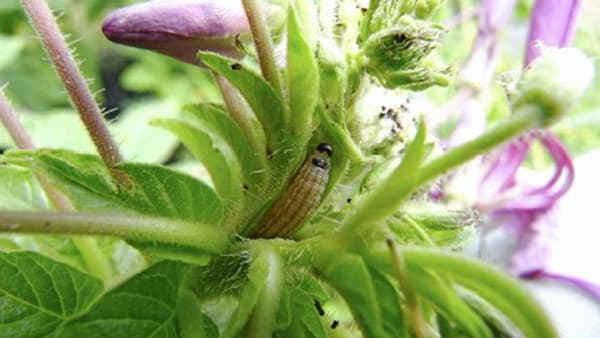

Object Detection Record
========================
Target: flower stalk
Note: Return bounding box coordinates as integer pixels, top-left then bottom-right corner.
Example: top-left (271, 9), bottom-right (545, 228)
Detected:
top-left (20, 0), bottom-right (123, 175)
top-left (418, 105), bottom-right (543, 187)
top-left (241, 0), bottom-right (284, 98)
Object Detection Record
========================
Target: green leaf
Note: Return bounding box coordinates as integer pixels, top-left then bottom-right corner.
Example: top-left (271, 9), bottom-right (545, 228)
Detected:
top-left (287, 3), bottom-right (319, 134)
top-left (409, 268), bottom-right (493, 338)
top-left (274, 288), bottom-right (327, 338)
top-left (4, 150), bottom-right (224, 224)
top-left (177, 288), bottom-right (219, 338)
top-left (368, 247), bottom-right (558, 338)
top-left (403, 249), bottom-right (557, 338)
top-left (184, 104), bottom-right (269, 194)
top-left (319, 111), bottom-right (364, 164)
top-left (0, 166), bottom-right (48, 210)
top-left (316, 250), bottom-right (385, 338)
top-left (274, 273), bottom-right (329, 338)
top-left (368, 268), bottom-right (409, 338)
top-left (152, 118), bottom-right (243, 209)
top-left (61, 261), bottom-right (188, 338)
top-left (0, 251), bottom-right (103, 338)
top-left (197, 52), bottom-right (286, 149)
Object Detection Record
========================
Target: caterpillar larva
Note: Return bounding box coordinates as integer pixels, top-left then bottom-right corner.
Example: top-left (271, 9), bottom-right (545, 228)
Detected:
top-left (252, 143), bottom-right (333, 238)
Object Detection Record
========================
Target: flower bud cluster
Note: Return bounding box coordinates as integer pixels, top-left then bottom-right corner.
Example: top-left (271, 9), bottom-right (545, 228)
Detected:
top-left (360, 0), bottom-right (450, 90)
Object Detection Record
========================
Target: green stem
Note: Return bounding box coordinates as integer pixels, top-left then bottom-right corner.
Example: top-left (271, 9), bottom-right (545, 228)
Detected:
top-left (416, 105), bottom-right (542, 186)
top-left (367, 246), bottom-right (557, 338)
top-left (241, 0), bottom-right (284, 98)
top-left (0, 211), bottom-right (229, 254)
top-left (244, 247), bottom-right (284, 338)
top-left (386, 239), bottom-right (427, 338)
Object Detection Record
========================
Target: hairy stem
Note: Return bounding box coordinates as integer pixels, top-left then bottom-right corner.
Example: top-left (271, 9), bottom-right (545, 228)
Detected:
top-left (20, 0), bottom-right (123, 172)
top-left (0, 211), bottom-right (230, 254)
top-left (0, 86), bottom-right (112, 281)
top-left (0, 86), bottom-right (35, 150)
top-left (241, 0), bottom-right (284, 97)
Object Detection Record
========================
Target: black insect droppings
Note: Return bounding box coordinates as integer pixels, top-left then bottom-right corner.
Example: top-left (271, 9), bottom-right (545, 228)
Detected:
top-left (231, 63), bottom-right (242, 70)
top-left (331, 320), bottom-right (339, 329)
top-left (314, 300), bottom-right (325, 316)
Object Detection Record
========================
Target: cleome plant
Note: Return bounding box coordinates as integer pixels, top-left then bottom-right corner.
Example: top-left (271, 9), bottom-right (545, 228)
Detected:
top-left (0, 0), bottom-right (590, 337)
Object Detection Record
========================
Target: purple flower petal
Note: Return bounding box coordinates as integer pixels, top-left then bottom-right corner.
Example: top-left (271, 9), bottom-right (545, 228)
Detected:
top-left (524, 0), bottom-right (582, 65)
top-left (509, 206), bottom-right (557, 275)
top-left (477, 132), bottom-right (574, 213)
top-left (102, 0), bottom-right (251, 65)
top-left (541, 272), bottom-right (600, 302)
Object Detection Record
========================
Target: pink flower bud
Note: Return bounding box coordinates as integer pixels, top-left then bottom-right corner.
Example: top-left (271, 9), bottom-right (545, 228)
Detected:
top-left (102, 0), bottom-right (252, 65)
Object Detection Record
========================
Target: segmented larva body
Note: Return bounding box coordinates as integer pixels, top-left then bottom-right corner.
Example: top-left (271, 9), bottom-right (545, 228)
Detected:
top-left (252, 143), bottom-right (333, 238)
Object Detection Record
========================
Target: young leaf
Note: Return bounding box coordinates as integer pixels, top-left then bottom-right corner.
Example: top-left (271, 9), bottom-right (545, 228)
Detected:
top-left (152, 118), bottom-right (243, 209)
top-left (197, 52), bottom-right (286, 149)
top-left (4, 150), bottom-right (224, 224)
top-left (0, 251), bottom-right (103, 338)
top-left (184, 104), bottom-right (269, 193)
top-left (408, 268), bottom-right (493, 338)
top-left (60, 261), bottom-right (188, 337)
top-left (287, 2), bottom-right (319, 135)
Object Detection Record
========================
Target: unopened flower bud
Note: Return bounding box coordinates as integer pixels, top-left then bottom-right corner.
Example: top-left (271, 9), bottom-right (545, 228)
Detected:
top-left (362, 17), bottom-right (451, 90)
top-left (514, 46), bottom-right (594, 126)
top-left (102, 0), bottom-right (286, 66)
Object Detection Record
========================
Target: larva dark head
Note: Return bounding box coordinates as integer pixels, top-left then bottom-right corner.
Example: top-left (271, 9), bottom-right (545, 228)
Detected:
top-left (312, 158), bottom-right (330, 170)
top-left (316, 143), bottom-right (333, 157)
